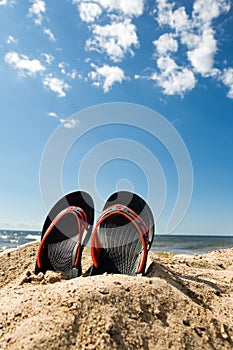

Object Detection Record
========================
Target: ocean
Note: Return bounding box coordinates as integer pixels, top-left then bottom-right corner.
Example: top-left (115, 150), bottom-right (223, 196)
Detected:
top-left (0, 230), bottom-right (41, 252)
top-left (0, 229), bottom-right (233, 256)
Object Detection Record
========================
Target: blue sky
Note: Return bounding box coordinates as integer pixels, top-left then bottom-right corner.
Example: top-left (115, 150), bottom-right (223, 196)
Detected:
top-left (0, 0), bottom-right (232, 235)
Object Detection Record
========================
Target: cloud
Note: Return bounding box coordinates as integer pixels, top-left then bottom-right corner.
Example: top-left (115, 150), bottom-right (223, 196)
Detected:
top-left (58, 62), bottom-right (66, 75)
top-left (192, 0), bottom-right (230, 26)
top-left (78, 2), bottom-right (102, 22)
top-left (6, 35), bottom-right (17, 44)
top-left (152, 0), bottom-right (231, 96)
top-left (42, 53), bottom-right (54, 65)
top-left (48, 112), bottom-right (58, 118)
top-left (3, 0), bottom-right (232, 100)
top-left (221, 68), bottom-right (233, 99)
top-left (103, 0), bottom-right (144, 17)
top-left (88, 64), bottom-right (126, 92)
top-left (4, 52), bottom-right (73, 99)
top-left (57, 62), bottom-right (79, 80)
top-left (28, 0), bottom-right (46, 26)
top-left (74, 1), bottom-right (143, 61)
top-left (187, 28), bottom-right (217, 76)
top-left (153, 33), bottom-right (178, 55)
top-left (68, 70), bottom-right (78, 80)
top-left (59, 118), bottom-right (80, 128)
top-left (48, 112), bottom-right (79, 128)
top-left (86, 19), bottom-right (139, 62)
top-left (156, 0), bottom-right (230, 32)
top-left (42, 74), bottom-right (70, 97)
top-left (180, 32), bottom-right (201, 51)
top-left (0, 0), bottom-right (15, 6)
top-left (4, 51), bottom-right (45, 76)
top-left (43, 28), bottom-right (56, 42)
top-left (74, 0), bottom-right (144, 19)
top-left (155, 0), bottom-right (191, 31)
top-left (150, 56), bottom-right (196, 96)
top-left (155, 0), bottom-right (230, 60)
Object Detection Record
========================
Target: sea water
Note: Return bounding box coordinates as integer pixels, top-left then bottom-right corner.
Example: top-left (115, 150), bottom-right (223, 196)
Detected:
top-left (0, 229), bottom-right (233, 256)
top-left (0, 230), bottom-right (41, 252)
top-left (152, 234), bottom-right (233, 256)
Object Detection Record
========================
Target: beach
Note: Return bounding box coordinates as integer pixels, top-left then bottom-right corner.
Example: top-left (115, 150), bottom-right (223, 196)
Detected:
top-left (0, 242), bottom-right (233, 349)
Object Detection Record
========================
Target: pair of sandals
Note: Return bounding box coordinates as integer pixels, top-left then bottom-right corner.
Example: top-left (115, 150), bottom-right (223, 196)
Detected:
top-left (35, 191), bottom-right (154, 278)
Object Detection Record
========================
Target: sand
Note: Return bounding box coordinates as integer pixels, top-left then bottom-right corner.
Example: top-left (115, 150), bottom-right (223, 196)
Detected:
top-left (0, 242), bottom-right (233, 349)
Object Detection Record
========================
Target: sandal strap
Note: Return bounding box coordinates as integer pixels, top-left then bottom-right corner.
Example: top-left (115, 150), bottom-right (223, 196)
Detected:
top-left (36, 206), bottom-right (87, 269)
top-left (91, 204), bottom-right (149, 274)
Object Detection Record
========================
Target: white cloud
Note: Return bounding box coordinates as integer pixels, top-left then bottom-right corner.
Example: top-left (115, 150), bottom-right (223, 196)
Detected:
top-left (0, 0), bottom-right (15, 6)
top-left (153, 0), bottom-right (231, 96)
top-left (42, 74), bottom-right (70, 97)
top-left (42, 53), bottom-right (54, 65)
top-left (151, 56), bottom-right (196, 96)
top-left (171, 6), bottom-right (191, 31)
top-left (57, 62), bottom-right (78, 80)
top-left (59, 118), bottom-right (80, 128)
top-left (74, 1), bottom-right (143, 61)
top-left (192, 0), bottom-right (230, 26)
top-left (96, 0), bottom-right (144, 17)
top-left (180, 32), bottom-right (200, 50)
top-left (43, 28), bottom-right (56, 42)
top-left (48, 112), bottom-right (58, 118)
top-left (109, 0), bottom-right (144, 17)
top-left (187, 28), bottom-right (217, 76)
top-left (48, 112), bottom-right (79, 127)
top-left (4, 51), bottom-right (74, 98)
top-left (28, 0), bottom-right (46, 26)
top-left (73, 0), bottom-right (144, 19)
top-left (221, 68), bottom-right (233, 99)
top-left (155, 0), bottom-right (230, 33)
top-left (156, 55), bottom-right (177, 73)
top-left (153, 33), bottom-right (178, 55)
top-left (88, 64), bottom-right (126, 92)
top-left (86, 19), bottom-right (139, 62)
top-left (156, 1), bottom-right (191, 32)
top-left (6, 35), bottom-right (17, 44)
top-left (4, 51), bottom-right (45, 76)
top-left (78, 2), bottom-right (102, 22)
top-left (58, 62), bottom-right (66, 75)
top-left (155, 0), bottom-right (230, 57)
top-left (68, 69), bottom-right (78, 80)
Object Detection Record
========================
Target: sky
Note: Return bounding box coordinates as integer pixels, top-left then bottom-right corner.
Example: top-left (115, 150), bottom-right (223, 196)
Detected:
top-left (0, 0), bottom-right (232, 235)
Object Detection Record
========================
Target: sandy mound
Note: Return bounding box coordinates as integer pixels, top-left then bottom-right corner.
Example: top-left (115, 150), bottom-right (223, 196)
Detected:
top-left (0, 242), bottom-right (233, 349)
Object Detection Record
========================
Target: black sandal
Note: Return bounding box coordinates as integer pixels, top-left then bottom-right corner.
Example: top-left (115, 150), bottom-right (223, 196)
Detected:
top-left (90, 191), bottom-right (154, 276)
top-left (35, 191), bottom-right (94, 278)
